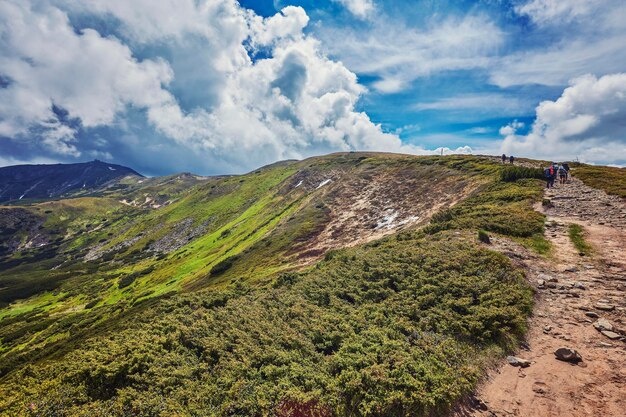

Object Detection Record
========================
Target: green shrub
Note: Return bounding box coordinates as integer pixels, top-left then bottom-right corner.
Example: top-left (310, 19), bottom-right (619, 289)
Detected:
top-left (210, 254), bottom-right (240, 276)
top-left (478, 230), bottom-right (491, 244)
top-left (500, 166), bottom-right (544, 182)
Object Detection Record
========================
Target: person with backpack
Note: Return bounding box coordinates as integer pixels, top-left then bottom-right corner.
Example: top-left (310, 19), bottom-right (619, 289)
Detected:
top-left (501, 153), bottom-right (506, 164)
top-left (562, 163), bottom-right (570, 182)
top-left (544, 166), bottom-right (553, 188)
top-left (558, 164), bottom-right (567, 185)
top-left (509, 155), bottom-right (514, 164)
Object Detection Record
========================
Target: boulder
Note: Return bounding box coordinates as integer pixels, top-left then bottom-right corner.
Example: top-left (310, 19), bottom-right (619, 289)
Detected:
top-left (507, 356), bottom-right (531, 368)
top-left (554, 347), bottom-right (582, 363)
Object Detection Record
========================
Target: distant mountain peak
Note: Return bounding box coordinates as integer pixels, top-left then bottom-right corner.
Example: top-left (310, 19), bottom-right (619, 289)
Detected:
top-left (0, 161), bottom-right (143, 203)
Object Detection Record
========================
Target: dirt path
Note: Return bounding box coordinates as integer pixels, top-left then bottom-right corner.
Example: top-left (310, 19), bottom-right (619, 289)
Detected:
top-left (458, 177), bottom-right (626, 417)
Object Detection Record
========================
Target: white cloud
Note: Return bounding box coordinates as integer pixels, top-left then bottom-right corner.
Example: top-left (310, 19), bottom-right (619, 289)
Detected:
top-left (414, 94), bottom-right (532, 115)
top-left (333, 0), bottom-right (375, 18)
top-left (515, 0), bottom-right (612, 25)
top-left (500, 73), bottom-right (626, 164)
top-left (0, 0), bottom-right (175, 155)
top-left (466, 127), bottom-right (492, 134)
top-left (491, 0), bottom-right (626, 87)
top-left (1, 0), bottom-right (451, 169)
top-left (498, 120), bottom-right (524, 136)
top-left (317, 14), bottom-right (503, 93)
top-left (433, 146), bottom-right (473, 155)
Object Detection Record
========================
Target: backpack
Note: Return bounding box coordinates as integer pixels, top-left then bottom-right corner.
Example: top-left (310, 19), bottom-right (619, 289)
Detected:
top-left (544, 168), bottom-right (551, 178)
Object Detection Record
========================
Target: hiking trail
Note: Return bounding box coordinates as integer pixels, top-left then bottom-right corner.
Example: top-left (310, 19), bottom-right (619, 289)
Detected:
top-left (457, 176), bottom-right (626, 417)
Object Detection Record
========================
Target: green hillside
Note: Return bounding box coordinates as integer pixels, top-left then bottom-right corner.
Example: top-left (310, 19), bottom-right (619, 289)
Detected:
top-left (0, 153), bottom-right (548, 416)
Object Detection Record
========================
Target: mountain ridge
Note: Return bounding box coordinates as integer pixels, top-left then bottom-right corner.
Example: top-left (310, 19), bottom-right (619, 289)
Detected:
top-left (0, 152), bottom-right (623, 417)
top-left (0, 160), bottom-right (143, 203)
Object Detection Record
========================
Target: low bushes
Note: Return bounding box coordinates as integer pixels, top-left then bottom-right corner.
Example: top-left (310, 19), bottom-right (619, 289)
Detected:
top-left (500, 166), bottom-right (544, 182)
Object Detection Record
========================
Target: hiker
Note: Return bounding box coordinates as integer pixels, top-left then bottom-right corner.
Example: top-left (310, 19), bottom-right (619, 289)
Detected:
top-left (544, 166), bottom-right (553, 188)
top-left (544, 164), bottom-right (557, 188)
top-left (551, 163), bottom-right (558, 187)
top-left (558, 164), bottom-right (567, 185)
top-left (501, 153), bottom-right (506, 164)
top-left (562, 163), bottom-right (570, 182)
top-left (509, 155), bottom-right (514, 164)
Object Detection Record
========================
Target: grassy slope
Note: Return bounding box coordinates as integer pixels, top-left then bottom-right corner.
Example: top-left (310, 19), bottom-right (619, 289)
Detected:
top-left (570, 163), bottom-right (626, 198)
top-left (0, 154), bottom-right (548, 416)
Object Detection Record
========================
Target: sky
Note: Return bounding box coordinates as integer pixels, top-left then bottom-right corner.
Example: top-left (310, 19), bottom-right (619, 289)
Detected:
top-left (0, 0), bottom-right (625, 176)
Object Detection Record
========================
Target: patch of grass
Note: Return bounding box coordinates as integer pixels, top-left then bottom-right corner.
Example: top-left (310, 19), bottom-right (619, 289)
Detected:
top-left (568, 224), bottom-right (593, 256)
top-left (571, 163), bottom-right (626, 198)
top-left (516, 233), bottom-right (552, 256)
top-left (427, 179), bottom-right (545, 238)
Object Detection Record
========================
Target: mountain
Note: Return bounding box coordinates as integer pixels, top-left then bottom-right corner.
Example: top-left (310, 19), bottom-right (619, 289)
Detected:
top-left (0, 160), bottom-right (143, 203)
top-left (0, 153), bottom-right (621, 417)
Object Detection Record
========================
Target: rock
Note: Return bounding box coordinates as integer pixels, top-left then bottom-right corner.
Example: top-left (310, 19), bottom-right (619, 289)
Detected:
top-left (554, 347), bottom-right (583, 363)
top-left (601, 331), bottom-right (621, 340)
top-left (507, 356), bottom-right (531, 368)
top-left (564, 267), bottom-right (578, 273)
top-left (537, 279), bottom-right (546, 287)
top-left (585, 311), bottom-right (599, 319)
top-left (595, 303), bottom-right (615, 311)
top-left (593, 318), bottom-right (613, 332)
top-left (547, 276), bottom-right (559, 283)
top-left (546, 282), bottom-right (558, 289)
top-left (574, 282), bottom-right (586, 290)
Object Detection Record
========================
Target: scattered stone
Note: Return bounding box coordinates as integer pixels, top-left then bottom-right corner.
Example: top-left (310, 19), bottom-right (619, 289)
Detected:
top-left (595, 303), bottom-right (615, 311)
top-left (537, 279), bottom-right (546, 288)
top-left (554, 347), bottom-right (583, 363)
top-left (574, 282), bottom-right (586, 290)
top-left (544, 325), bottom-right (552, 333)
top-left (546, 282), bottom-right (558, 289)
top-left (507, 356), bottom-right (531, 368)
top-left (547, 276), bottom-right (559, 283)
top-left (564, 267), bottom-right (579, 273)
top-left (593, 318), bottom-right (613, 332)
top-left (601, 330), bottom-right (621, 340)
top-left (598, 342), bottom-right (613, 348)
top-left (585, 311), bottom-right (599, 319)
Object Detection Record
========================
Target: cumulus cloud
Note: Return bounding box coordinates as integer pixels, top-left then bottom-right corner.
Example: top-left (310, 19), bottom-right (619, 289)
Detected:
top-left (498, 120), bottom-right (525, 136)
top-left (333, 0), bottom-right (375, 18)
top-left (0, 0), bottom-right (174, 155)
top-left (1, 0), bottom-right (450, 172)
top-left (317, 14), bottom-right (503, 93)
top-left (500, 73), bottom-right (626, 164)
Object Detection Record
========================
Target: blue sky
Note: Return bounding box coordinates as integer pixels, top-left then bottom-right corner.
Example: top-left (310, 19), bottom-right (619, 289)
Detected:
top-left (0, 0), bottom-right (625, 175)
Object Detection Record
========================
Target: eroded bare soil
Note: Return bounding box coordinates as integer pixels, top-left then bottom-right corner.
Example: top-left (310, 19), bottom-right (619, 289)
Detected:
top-left (458, 178), bottom-right (626, 417)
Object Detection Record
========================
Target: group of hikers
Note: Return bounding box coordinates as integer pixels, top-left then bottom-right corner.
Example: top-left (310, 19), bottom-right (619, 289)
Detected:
top-left (501, 153), bottom-right (570, 188)
top-left (501, 153), bottom-right (515, 164)
top-left (544, 162), bottom-right (570, 188)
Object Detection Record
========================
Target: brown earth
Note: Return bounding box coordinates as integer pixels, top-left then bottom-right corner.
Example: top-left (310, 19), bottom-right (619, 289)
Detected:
top-left (457, 177), bottom-right (626, 417)
top-left (290, 162), bottom-right (479, 263)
